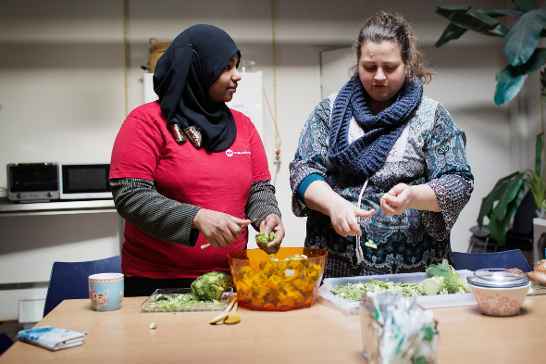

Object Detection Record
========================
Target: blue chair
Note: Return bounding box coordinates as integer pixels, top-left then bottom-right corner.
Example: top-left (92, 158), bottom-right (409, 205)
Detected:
top-left (450, 249), bottom-right (532, 272)
top-left (43, 256), bottom-right (121, 317)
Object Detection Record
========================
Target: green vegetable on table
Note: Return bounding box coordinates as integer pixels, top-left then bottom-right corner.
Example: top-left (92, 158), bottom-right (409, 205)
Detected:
top-left (256, 231), bottom-right (279, 254)
top-left (191, 272), bottom-right (232, 301)
top-left (143, 292), bottom-right (227, 312)
top-left (425, 259), bottom-right (468, 294)
top-left (332, 280), bottom-right (424, 300)
top-left (142, 272), bottom-right (233, 312)
top-left (331, 260), bottom-right (469, 301)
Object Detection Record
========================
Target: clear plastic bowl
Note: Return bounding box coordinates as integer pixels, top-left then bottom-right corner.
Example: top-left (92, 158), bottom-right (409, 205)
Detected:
top-left (228, 247), bottom-right (327, 311)
top-left (467, 268), bottom-right (530, 316)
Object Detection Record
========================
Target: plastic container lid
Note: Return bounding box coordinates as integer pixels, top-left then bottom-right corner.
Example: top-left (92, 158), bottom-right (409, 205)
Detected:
top-left (467, 268), bottom-right (529, 289)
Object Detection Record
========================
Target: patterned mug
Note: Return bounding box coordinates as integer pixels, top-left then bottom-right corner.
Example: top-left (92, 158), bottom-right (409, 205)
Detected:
top-left (88, 273), bottom-right (124, 311)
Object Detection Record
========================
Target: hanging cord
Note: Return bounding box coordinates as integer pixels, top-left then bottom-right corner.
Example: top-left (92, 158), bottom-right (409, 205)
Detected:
top-left (269, 0), bottom-right (282, 187)
top-left (122, 0), bottom-right (130, 116)
top-left (264, 88), bottom-right (282, 187)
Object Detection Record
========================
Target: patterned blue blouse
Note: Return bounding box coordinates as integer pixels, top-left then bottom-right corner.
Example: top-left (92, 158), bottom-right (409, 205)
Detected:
top-left (289, 95), bottom-right (474, 278)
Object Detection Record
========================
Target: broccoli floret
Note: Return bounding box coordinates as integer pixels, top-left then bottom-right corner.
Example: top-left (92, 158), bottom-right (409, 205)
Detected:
top-left (191, 272), bottom-right (232, 301)
top-left (256, 232), bottom-right (275, 245)
top-left (256, 232), bottom-right (279, 254)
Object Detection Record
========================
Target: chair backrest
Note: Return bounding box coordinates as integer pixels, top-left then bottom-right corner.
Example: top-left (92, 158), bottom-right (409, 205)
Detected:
top-left (43, 256), bottom-right (121, 317)
top-left (0, 333), bottom-right (13, 356)
top-left (450, 249), bottom-right (532, 272)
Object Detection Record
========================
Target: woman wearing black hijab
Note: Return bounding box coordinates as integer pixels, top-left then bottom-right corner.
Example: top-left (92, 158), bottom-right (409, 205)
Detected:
top-left (110, 24), bottom-right (285, 296)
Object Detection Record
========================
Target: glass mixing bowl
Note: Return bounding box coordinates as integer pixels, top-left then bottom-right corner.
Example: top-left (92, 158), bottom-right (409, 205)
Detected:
top-left (467, 268), bottom-right (530, 316)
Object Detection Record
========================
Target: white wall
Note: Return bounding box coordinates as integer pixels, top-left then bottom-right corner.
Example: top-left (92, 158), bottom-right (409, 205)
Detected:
top-left (0, 0), bottom-right (536, 318)
top-left (0, 0), bottom-right (125, 320)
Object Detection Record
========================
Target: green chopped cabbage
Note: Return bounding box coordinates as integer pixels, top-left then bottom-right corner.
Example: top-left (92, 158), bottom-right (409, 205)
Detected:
top-left (420, 276), bottom-right (445, 296)
top-left (331, 260), bottom-right (468, 301)
top-left (332, 280), bottom-right (423, 300)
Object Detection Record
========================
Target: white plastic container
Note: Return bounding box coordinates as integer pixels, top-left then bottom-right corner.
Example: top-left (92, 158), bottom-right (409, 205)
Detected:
top-left (319, 270), bottom-right (476, 315)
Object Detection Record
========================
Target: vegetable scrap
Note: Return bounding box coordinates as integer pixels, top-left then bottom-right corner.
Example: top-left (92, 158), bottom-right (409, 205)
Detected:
top-left (223, 313), bottom-right (241, 325)
top-left (364, 239), bottom-right (377, 249)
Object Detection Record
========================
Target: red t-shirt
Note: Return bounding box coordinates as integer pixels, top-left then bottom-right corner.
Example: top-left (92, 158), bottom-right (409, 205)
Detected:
top-left (110, 101), bottom-right (271, 278)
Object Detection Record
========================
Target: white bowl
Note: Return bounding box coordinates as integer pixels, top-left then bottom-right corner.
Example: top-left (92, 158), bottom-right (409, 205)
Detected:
top-left (469, 282), bottom-right (529, 316)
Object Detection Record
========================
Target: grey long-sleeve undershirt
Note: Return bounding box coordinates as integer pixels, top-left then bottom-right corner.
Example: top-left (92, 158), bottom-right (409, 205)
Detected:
top-left (110, 178), bottom-right (281, 246)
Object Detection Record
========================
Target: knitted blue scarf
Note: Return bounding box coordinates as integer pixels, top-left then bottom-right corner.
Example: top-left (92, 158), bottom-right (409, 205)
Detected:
top-left (328, 76), bottom-right (423, 180)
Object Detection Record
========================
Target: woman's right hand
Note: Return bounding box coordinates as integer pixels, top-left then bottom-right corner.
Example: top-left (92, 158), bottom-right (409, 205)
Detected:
top-left (327, 196), bottom-right (375, 237)
top-left (192, 209), bottom-right (251, 247)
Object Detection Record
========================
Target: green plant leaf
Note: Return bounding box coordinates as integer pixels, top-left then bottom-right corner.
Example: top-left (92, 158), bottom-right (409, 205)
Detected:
top-left (493, 175), bottom-right (525, 223)
top-left (494, 48), bottom-right (546, 104)
top-left (488, 212), bottom-right (506, 246)
top-left (530, 171), bottom-right (545, 208)
top-left (483, 9), bottom-right (524, 18)
top-left (535, 133), bottom-right (544, 175)
top-left (516, 48), bottom-right (546, 74)
top-left (436, 6), bottom-right (506, 37)
top-left (490, 183), bottom-right (530, 246)
top-left (436, 6), bottom-right (471, 19)
top-left (512, 0), bottom-right (538, 12)
top-left (435, 23), bottom-right (467, 47)
top-left (494, 67), bottom-right (528, 105)
top-left (488, 179), bottom-right (529, 246)
top-left (504, 8), bottom-right (546, 66)
top-left (477, 171), bottom-right (520, 226)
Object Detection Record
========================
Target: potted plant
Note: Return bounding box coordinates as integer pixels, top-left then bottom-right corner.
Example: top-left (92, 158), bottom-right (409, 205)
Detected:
top-left (435, 1), bottom-right (546, 249)
top-left (475, 134), bottom-right (543, 247)
top-left (435, 1), bottom-right (546, 105)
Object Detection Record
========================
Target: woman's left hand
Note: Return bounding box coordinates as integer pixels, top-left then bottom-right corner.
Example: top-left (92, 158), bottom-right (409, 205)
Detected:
top-left (380, 183), bottom-right (414, 216)
top-left (258, 214), bottom-right (285, 254)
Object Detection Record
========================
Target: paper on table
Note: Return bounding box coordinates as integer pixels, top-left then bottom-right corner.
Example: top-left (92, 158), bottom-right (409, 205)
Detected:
top-left (17, 326), bottom-right (86, 351)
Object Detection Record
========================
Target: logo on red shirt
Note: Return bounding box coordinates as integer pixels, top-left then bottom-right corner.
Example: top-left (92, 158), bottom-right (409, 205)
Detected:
top-left (225, 149), bottom-right (251, 158)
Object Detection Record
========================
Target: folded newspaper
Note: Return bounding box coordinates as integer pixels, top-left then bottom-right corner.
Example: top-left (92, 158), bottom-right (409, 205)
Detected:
top-left (17, 326), bottom-right (86, 351)
top-left (360, 293), bottom-right (438, 364)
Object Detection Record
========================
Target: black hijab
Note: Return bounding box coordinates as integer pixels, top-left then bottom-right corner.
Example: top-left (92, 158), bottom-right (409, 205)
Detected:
top-left (153, 24), bottom-right (241, 152)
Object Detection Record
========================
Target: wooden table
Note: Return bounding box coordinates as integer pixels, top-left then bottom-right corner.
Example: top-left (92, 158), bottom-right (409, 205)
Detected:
top-left (1, 296), bottom-right (545, 363)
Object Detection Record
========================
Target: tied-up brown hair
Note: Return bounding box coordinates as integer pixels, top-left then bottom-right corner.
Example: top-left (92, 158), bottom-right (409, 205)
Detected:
top-left (355, 11), bottom-right (432, 84)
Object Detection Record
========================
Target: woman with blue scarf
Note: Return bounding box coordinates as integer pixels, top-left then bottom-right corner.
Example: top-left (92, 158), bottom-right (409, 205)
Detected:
top-left (290, 12), bottom-right (474, 278)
